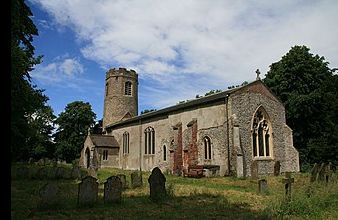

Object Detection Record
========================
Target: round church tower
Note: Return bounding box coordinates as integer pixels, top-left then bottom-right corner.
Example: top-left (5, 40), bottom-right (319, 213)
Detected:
top-left (102, 68), bottom-right (138, 131)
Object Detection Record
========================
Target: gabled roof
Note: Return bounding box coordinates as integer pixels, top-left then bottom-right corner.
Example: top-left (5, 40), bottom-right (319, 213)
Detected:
top-left (89, 134), bottom-right (119, 148)
top-left (106, 80), bottom-right (282, 129)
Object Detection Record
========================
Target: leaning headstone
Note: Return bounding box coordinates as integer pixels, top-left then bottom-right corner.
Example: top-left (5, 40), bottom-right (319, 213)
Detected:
top-left (258, 179), bottom-right (268, 194)
top-left (251, 160), bottom-right (258, 179)
top-left (131, 171), bottom-right (142, 188)
top-left (78, 176), bottom-right (98, 206)
top-left (104, 176), bottom-right (122, 204)
top-left (39, 182), bottom-right (59, 207)
top-left (317, 163), bottom-right (326, 181)
top-left (148, 167), bottom-right (166, 201)
top-left (310, 163), bottom-right (319, 182)
top-left (274, 161), bottom-right (281, 176)
top-left (37, 158), bottom-right (45, 166)
top-left (117, 174), bottom-right (128, 189)
top-left (282, 172), bottom-right (294, 201)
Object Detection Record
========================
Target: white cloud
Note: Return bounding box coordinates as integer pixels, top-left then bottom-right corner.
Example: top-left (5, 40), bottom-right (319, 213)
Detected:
top-left (31, 0), bottom-right (338, 108)
top-left (30, 56), bottom-right (90, 90)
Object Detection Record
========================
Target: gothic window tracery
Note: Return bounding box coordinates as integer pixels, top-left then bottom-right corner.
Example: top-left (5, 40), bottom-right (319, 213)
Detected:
top-left (144, 127), bottom-right (155, 154)
top-left (252, 107), bottom-right (272, 158)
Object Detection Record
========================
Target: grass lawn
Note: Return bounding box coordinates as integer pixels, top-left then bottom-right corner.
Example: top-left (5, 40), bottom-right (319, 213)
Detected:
top-left (11, 164), bottom-right (338, 219)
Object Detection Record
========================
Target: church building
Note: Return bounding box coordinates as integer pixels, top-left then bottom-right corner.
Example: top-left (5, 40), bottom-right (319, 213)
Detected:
top-left (79, 67), bottom-right (299, 177)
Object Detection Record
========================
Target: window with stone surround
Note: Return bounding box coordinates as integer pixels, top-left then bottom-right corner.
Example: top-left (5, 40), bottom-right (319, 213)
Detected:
top-left (163, 145), bottom-right (167, 161)
top-left (103, 150), bottom-right (108, 160)
top-left (105, 82), bottom-right (109, 96)
top-left (124, 81), bottom-right (132, 95)
top-left (204, 136), bottom-right (212, 160)
top-left (252, 107), bottom-right (273, 158)
top-left (144, 127), bottom-right (155, 154)
top-left (123, 132), bottom-right (129, 154)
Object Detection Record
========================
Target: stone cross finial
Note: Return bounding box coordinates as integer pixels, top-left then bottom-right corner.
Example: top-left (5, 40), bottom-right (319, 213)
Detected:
top-left (256, 69), bottom-right (261, 80)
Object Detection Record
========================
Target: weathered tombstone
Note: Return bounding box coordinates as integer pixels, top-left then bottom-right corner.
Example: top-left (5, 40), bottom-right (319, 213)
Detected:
top-left (274, 161), bottom-right (281, 176)
top-left (317, 163), bottom-right (326, 181)
top-left (117, 174), bottom-right (128, 189)
top-left (78, 176), bottom-right (98, 206)
top-left (55, 167), bottom-right (66, 179)
top-left (104, 176), bottom-right (122, 204)
top-left (282, 172), bottom-right (294, 201)
top-left (251, 160), bottom-right (258, 179)
top-left (71, 166), bottom-right (82, 179)
top-left (325, 162), bottom-right (333, 184)
top-left (37, 158), bottom-right (45, 166)
top-left (28, 158), bottom-right (34, 165)
top-left (131, 171), bottom-right (142, 188)
top-left (88, 167), bottom-right (97, 178)
top-left (310, 163), bottom-right (319, 182)
top-left (148, 167), bottom-right (166, 201)
top-left (258, 179), bottom-right (268, 194)
top-left (39, 182), bottom-right (59, 207)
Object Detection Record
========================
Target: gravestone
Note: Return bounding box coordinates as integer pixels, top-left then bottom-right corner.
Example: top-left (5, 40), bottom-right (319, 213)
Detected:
top-left (78, 176), bottom-right (98, 206)
top-left (37, 158), bottom-right (45, 166)
top-left (310, 163), bottom-right (319, 182)
top-left (55, 167), bottom-right (67, 179)
top-left (71, 166), bottom-right (82, 179)
top-left (317, 163), bottom-right (326, 181)
top-left (39, 182), bottom-right (59, 207)
top-left (131, 171), bottom-right (142, 188)
top-left (282, 172), bottom-right (294, 201)
top-left (88, 167), bottom-right (97, 178)
top-left (251, 160), bottom-right (258, 179)
top-left (104, 176), bottom-right (122, 204)
top-left (148, 167), bottom-right (166, 201)
top-left (117, 174), bottom-right (128, 189)
top-left (258, 179), bottom-right (268, 194)
top-left (28, 158), bottom-right (34, 165)
top-left (274, 161), bottom-right (281, 176)
top-left (325, 162), bottom-right (333, 184)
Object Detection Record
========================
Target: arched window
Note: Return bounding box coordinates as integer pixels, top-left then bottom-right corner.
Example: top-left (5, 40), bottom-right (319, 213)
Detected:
top-left (123, 132), bottom-right (129, 154)
top-left (125, 81), bottom-right (132, 95)
top-left (204, 136), bottom-right (212, 160)
top-left (144, 127), bottom-right (155, 154)
top-left (163, 145), bottom-right (167, 161)
top-left (252, 107), bottom-right (272, 158)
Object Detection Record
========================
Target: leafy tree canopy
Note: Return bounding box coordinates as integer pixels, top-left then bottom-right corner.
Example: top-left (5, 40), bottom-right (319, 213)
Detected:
top-left (54, 101), bottom-right (96, 162)
top-left (141, 109), bottom-right (157, 115)
top-left (264, 45), bottom-right (338, 167)
top-left (11, 0), bottom-right (53, 161)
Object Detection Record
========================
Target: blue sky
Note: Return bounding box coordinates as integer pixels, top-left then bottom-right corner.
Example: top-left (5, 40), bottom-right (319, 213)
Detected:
top-left (27, 0), bottom-right (338, 120)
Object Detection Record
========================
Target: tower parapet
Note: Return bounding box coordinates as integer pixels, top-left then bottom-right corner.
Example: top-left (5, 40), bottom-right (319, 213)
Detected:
top-left (103, 68), bottom-right (138, 131)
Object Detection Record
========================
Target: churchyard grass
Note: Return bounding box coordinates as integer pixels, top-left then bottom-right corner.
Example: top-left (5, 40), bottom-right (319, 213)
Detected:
top-left (11, 164), bottom-right (338, 219)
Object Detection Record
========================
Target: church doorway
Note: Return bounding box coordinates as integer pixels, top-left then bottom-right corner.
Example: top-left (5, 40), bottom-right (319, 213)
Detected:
top-left (85, 148), bottom-right (90, 168)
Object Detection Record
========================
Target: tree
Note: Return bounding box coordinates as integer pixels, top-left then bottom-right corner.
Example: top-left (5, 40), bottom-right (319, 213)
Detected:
top-left (11, 0), bottom-right (51, 161)
top-left (54, 101), bottom-right (96, 162)
top-left (141, 109), bottom-right (157, 115)
top-left (264, 45), bottom-right (338, 167)
top-left (26, 105), bottom-right (56, 159)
